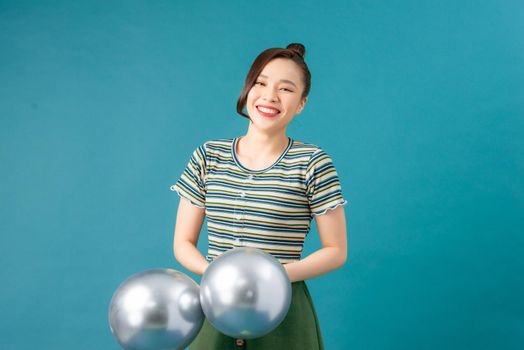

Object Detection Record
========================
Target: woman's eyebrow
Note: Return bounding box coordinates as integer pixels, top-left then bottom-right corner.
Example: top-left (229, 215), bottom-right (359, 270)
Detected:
top-left (259, 74), bottom-right (297, 87)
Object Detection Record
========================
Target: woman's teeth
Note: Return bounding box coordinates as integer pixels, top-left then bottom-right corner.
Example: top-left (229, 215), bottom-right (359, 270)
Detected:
top-left (257, 106), bottom-right (280, 116)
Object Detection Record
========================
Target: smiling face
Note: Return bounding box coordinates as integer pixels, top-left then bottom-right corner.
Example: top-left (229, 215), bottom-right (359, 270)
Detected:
top-left (246, 58), bottom-right (308, 132)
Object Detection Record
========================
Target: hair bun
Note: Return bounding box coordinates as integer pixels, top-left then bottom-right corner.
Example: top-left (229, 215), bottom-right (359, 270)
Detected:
top-left (286, 43), bottom-right (306, 58)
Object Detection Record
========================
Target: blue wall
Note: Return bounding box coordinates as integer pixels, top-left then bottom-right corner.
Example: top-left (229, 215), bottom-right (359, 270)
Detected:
top-left (1, 1), bottom-right (522, 349)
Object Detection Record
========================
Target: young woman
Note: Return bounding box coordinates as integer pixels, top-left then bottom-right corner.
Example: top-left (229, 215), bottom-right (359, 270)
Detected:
top-left (170, 43), bottom-right (348, 349)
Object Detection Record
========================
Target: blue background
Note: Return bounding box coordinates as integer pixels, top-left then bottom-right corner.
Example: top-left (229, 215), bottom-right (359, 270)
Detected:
top-left (1, 1), bottom-right (523, 349)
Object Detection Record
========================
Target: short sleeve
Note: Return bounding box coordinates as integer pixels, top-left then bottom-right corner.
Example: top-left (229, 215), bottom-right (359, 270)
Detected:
top-left (169, 143), bottom-right (207, 208)
top-left (305, 148), bottom-right (348, 216)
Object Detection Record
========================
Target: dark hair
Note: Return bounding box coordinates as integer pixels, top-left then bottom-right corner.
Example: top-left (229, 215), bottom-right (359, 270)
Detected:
top-left (236, 43), bottom-right (311, 120)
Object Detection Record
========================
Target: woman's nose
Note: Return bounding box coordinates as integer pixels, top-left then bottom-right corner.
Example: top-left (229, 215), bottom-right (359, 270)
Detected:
top-left (262, 86), bottom-right (278, 101)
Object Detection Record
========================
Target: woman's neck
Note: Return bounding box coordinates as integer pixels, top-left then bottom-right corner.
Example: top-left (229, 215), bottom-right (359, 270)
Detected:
top-left (238, 129), bottom-right (289, 159)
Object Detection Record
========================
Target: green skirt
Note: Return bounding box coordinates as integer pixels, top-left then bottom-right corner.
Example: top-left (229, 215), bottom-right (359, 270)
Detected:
top-left (189, 280), bottom-right (324, 349)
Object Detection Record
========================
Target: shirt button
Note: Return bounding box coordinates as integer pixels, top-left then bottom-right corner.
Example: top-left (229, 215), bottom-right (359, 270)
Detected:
top-left (240, 192), bottom-right (246, 197)
top-left (236, 339), bottom-right (245, 346)
top-left (247, 175), bottom-right (254, 180)
top-left (236, 215), bottom-right (241, 220)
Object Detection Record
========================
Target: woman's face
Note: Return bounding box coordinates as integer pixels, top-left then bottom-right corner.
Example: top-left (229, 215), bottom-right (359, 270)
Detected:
top-left (246, 58), bottom-right (307, 132)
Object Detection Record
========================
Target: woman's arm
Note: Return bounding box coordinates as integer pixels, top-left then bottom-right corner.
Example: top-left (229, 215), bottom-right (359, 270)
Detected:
top-left (173, 197), bottom-right (209, 276)
top-left (284, 205), bottom-right (347, 282)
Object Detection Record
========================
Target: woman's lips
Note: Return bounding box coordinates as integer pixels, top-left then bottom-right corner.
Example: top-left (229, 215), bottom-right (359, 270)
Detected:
top-left (256, 105), bottom-right (281, 117)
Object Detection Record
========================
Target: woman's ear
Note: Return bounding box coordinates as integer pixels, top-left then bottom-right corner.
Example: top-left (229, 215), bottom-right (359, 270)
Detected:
top-left (296, 97), bottom-right (308, 114)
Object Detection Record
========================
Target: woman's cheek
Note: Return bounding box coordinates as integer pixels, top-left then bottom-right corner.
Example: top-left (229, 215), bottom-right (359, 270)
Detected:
top-left (247, 88), bottom-right (257, 100)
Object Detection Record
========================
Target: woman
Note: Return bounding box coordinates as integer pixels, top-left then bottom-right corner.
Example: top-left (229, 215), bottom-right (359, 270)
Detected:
top-left (170, 43), bottom-right (348, 349)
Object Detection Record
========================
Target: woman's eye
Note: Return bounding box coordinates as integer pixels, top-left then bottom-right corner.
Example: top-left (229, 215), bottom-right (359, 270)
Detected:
top-left (254, 81), bottom-right (292, 92)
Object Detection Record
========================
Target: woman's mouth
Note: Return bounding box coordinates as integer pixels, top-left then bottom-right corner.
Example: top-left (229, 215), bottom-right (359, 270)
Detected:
top-left (256, 105), bottom-right (281, 118)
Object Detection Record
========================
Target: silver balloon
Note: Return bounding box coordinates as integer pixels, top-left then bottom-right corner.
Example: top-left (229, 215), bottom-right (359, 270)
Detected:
top-left (200, 247), bottom-right (292, 339)
top-left (108, 269), bottom-right (204, 350)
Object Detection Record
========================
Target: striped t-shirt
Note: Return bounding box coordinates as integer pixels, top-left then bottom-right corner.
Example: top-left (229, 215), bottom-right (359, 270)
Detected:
top-left (170, 136), bottom-right (348, 264)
